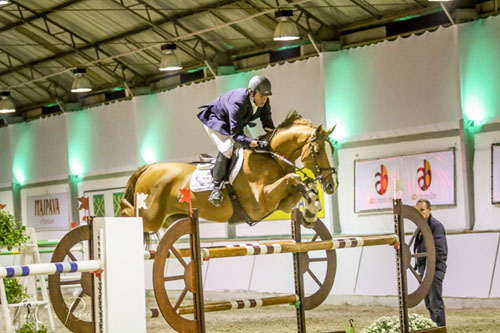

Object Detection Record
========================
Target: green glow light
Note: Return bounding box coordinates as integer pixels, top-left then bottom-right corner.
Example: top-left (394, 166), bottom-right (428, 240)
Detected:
top-left (463, 95), bottom-right (486, 123)
top-left (459, 20), bottom-right (500, 125)
top-left (187, 66), bottom-right (207, 73)
top-left (140, 146), bottom-right (157, 164)
top-left (45, 103), bottom-right (58, 108)
top-left (394, 14), bottom-right (420, 22)
top-left (110, 87), bottom-right (125, 92)
top-left (67, 111), bottom-right (92, 177)
top-left (216, 72), bottom-right (250, 95)
top-left (11, 123), bottom-right (33, 185)
top-left (14, 169), bottom-right (25, 185)
top-left (70, 158), bottom-right (84, 177)
top-left (323, 51), bottom-right (357, 143)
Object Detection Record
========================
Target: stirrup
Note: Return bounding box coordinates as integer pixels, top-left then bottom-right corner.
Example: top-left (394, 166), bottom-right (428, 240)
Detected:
top-left (208, 188), bottom-right (223, 207)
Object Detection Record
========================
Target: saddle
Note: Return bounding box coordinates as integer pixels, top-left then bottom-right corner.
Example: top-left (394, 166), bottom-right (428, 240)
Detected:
top-left (190, 149), bottom-right (269, 226)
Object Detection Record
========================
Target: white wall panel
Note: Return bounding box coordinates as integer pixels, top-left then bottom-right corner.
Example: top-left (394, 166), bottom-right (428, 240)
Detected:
top-left (330, 247), bottom-right (362, 295)
top-left (488, 234), bottom-right (500, 297)
top-left (354, 245), bottom-right (398, 296)
top-left (66, 101), bottom-right (138, 176)
top-left (473, 131), bottom-right (500, 230)
top-left (0, 190), bottom-right (13, 215)
top-left (0, 127), bottom-right (12, 186)
top-left (135, 79), bottom-right (218, 164)
top-left (323, 26), bottom-right (461, 142)
top-left (249, 253), bottom-right (294, 294)
top-left (444, 233), bottom-right (498, 298)
top-left (204, 252), bottom-right (254, 291)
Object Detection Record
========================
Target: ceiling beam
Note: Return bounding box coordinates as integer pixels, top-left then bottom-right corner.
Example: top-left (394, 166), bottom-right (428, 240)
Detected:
top-left (8, 1), bottom-right (144, 82)
top-left (350, 0), bottom-right (382, 19)
top-left (0, 0), bottom-right (83, 34)
top-left (0, 0), bottom-right (241, 79)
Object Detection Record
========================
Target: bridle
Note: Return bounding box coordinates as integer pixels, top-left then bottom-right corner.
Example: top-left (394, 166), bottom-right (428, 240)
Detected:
top-left (300, 134), bottom-right (337, 183)
top-left (258, 128), bottom-right (337, 184)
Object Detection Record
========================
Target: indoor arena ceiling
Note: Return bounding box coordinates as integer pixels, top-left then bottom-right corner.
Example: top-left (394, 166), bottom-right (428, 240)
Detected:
top-left (0, 0), bottom-right (492, 124)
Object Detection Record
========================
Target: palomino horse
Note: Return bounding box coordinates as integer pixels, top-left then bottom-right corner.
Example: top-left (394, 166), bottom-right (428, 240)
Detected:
top-left (120, 111), bottom-right (338, 232)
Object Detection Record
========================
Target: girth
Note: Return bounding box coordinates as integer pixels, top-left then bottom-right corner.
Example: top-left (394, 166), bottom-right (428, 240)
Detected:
top-left (226, 184), bottom-right (272, 226)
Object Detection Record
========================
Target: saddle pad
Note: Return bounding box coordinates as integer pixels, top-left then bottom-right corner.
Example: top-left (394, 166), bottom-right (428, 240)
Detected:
top-left (190, 148), bottom-right (244, 193)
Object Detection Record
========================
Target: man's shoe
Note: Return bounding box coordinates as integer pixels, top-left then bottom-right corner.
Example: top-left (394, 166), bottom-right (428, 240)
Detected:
top-left (208, 187), bottom-right (223, 207)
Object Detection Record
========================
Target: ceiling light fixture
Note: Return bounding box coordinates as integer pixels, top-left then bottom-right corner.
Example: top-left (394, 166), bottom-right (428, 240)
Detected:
top-left (71, 68), bottom-right (92, 93)
top-left (159, 44), bottom-right (183, 71)
top-left (274, 10), bottom-right (300, 41)
top-left (0, 1), bottom-right (10, 5)
top-left (0, 91), bottom-right (15, 114)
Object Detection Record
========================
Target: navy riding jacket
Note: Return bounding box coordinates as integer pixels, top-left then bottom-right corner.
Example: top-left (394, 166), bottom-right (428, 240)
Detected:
top-left (413, 214), bottom-right (448, 275)
top-left (197, 88), bottom-right (275, 147)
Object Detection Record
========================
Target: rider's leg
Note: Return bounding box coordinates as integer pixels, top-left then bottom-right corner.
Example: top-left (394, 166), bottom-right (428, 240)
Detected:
top-left (208, 152), bottom-right (231, 207)
top-left (203, 125), bottom-right (234, 207)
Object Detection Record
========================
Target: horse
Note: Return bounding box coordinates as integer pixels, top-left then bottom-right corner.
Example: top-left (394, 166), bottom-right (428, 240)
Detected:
top-left (120, 111), bottom-right (338, 232)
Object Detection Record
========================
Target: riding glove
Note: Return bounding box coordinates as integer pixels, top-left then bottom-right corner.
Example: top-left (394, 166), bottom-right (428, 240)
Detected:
top-left (257, 140), bottom-right (271, 151)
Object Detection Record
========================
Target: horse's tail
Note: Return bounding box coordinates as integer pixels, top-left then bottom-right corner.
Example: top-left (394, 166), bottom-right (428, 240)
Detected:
top-left (121, 164), bottom-right (153, 215)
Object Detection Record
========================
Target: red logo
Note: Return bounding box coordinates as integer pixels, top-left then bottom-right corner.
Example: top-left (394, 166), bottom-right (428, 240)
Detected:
top-left (417, 159), bottom-right (432, 191)
top-left (375, 165), bottom-right (388, 195)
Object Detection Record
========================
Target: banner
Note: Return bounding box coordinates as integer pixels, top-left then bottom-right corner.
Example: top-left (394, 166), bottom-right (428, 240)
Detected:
top-left (355, 149), bottom-right (455, 212)
top-left (493, 144), bottom-right (500, 204)
top-left (27, 193), bottom-right (70, 230)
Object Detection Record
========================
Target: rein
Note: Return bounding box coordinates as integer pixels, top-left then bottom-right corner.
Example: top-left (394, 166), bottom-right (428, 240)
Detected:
top-left (255, 130), bottom-right (336, 183)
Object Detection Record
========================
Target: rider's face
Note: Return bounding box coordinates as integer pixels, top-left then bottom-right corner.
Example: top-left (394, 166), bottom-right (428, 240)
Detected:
top-left (253, 92), bottom-right (268, 107)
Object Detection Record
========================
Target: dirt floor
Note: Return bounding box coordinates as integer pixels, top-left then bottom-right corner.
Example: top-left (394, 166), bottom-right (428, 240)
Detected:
top-left (24, 294), bottom-right (500, 332)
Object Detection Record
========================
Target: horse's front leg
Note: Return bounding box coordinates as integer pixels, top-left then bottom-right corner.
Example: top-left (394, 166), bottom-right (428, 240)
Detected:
top-left (262, 173), bottom-right (308, 212)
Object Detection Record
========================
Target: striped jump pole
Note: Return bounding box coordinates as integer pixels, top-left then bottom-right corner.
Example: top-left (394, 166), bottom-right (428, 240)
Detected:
top-left (0, 260), bottom-right (102, 278)
top-left (177, 294), bottom-right (299, 315)
top-left (196, 234), bottom-right (399, 259)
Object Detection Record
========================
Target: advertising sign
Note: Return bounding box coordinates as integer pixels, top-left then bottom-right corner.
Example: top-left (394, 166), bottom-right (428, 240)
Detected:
top-left (27, 192), bottom-right (70, 230)
top-left (355, 149), bottom-right (455, 212)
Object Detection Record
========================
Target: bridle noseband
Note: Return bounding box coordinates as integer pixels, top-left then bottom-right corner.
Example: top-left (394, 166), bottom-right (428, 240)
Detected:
top-left (301, 135), bottom-right (337, 183)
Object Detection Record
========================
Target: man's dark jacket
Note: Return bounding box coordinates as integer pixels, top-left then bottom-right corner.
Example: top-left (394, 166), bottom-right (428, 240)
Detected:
top-left (414, 214), bottom-right (448, 276)
top-left (197, 88), bottom-right (274, 147)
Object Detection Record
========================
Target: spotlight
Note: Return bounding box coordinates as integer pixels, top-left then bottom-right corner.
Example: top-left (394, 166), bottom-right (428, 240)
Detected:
top-left (0, 91), bottom-right (15, 114)
top-left (71, 68), bottom-right (92, 93)
top-left (274, 10), bottom-right (300, 41)
top-left (159, 44), bottom-right (183, 71)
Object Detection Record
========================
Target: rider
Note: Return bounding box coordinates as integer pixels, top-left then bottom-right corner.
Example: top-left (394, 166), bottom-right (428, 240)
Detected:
top-left (197, 75), bottom-right (275, 207)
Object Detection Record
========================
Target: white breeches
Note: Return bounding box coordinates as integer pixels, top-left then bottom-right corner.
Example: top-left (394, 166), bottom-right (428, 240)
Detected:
top-left (204, 125), bottom-right (234, 158)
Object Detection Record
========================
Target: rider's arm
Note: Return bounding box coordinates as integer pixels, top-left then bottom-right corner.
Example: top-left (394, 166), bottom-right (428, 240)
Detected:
top-left (260, 99), bottom-right (275, 131)
top-left (228, 102), bottom-right (253, 147)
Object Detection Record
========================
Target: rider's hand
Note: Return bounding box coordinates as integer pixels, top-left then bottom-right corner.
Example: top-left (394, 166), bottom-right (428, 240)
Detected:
top-left (256, 140), bottom-right (271, 151)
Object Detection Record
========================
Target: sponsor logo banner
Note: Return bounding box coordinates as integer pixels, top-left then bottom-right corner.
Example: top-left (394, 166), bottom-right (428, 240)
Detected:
top-left (355, 149), bottom-right (455, 212)
top-left (27, 192), bottom-right (70, 230)
top-left (493, 144), bottom-right (500, 204)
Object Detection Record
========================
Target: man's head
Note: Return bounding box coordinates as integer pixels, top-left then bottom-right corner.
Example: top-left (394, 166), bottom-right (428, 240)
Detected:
top-left (248, 75), bottom-right (271, 107)
top-left (415, 199), bottom-right (431, 220)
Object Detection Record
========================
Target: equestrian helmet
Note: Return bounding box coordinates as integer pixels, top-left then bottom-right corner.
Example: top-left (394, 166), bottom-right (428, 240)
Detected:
top-left (248, 75), bottom-right (272, 96)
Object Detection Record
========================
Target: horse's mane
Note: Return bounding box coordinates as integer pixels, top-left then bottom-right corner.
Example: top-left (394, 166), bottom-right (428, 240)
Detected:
top-left (276, 110), bottom-right (313, 129)
top-left (258, 111), bottom-right (314, 140)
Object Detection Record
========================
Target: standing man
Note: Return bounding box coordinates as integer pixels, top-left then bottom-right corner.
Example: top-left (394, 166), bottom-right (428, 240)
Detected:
top-left (414, 199), bottom-right (448, 327)
top-left (197, 75), bottom-right (275, 207)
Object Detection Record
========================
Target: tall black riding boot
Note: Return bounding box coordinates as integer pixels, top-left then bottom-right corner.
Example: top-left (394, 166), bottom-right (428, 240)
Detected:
top-left (208, 152), bottom-right (230, 207)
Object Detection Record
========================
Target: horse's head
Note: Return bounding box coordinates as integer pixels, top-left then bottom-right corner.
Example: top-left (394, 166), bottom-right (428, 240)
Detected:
top-left (300, 125), bottom-right (338, 195)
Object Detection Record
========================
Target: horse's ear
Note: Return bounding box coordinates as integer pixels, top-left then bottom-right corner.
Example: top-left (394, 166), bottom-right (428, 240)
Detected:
top-left (314, 125), bottom-right (323, 138)
top-left (327, 125), bottom-right (336, 136)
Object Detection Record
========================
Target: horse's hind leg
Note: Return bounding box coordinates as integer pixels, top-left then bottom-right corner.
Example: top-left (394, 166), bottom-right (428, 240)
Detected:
top-left (120, 198), bottom-right (135, 217)
top-left (139, 189), bottom-right (170, 232)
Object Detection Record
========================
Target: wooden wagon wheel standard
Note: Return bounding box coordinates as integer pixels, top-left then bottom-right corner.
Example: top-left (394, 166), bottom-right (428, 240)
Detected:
top-left (48, 225), bottom-right (94, 333)
top-left (153, 217), bottom-right (200, 333)
top-left (293, 212), bottom-right (337, 311)
top-left (399, 204), bottom-right (436, 308)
